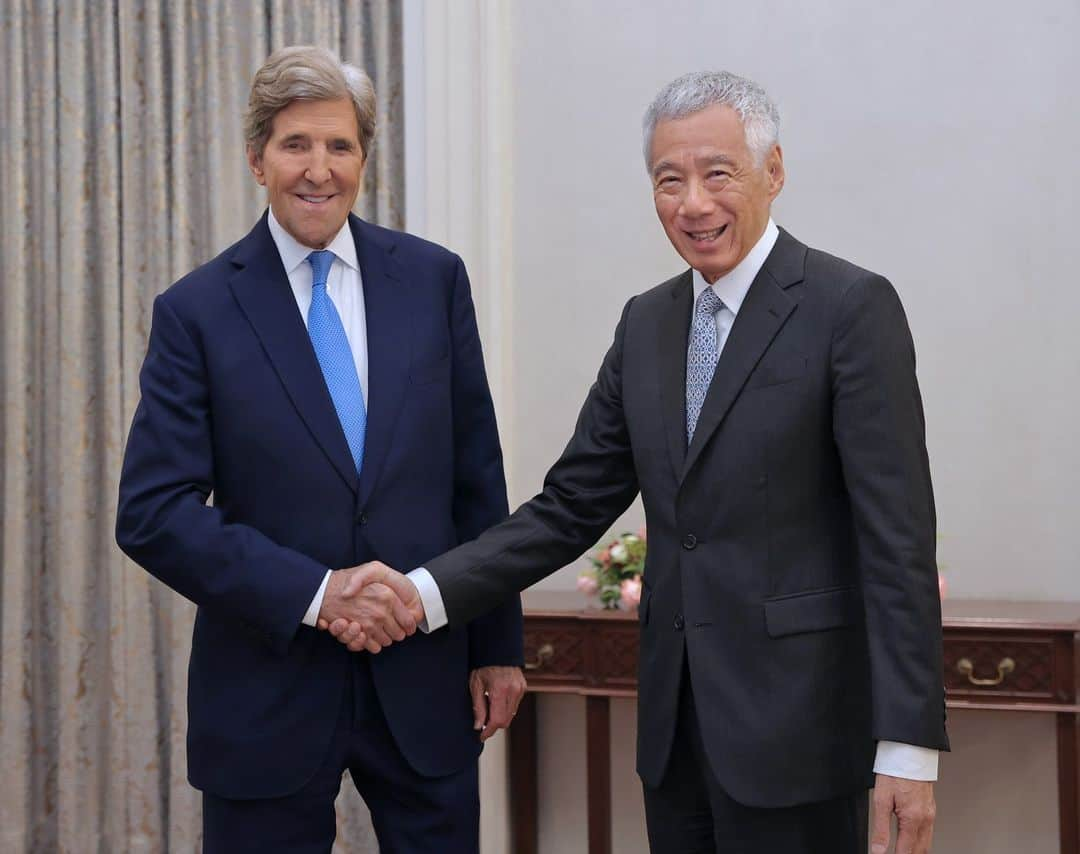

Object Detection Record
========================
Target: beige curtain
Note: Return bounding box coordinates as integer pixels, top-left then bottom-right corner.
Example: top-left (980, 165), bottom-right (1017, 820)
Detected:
top-left (0, 2), bottom-right (402, 851)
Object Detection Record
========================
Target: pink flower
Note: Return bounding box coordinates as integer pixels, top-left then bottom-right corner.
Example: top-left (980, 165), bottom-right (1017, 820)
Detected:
top-left (637, 525), bottom-right (647, 540)
top-left (598, 548), bottom-right (611, 564)
top-left (620, 577), bottom-right (642, 609)
top-left (577, 573), bottom-right (599, 596)
top-left (938, 572), bottom-right (947, 600)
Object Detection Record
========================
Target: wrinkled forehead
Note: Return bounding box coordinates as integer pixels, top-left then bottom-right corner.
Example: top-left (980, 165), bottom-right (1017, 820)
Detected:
top-left (651, 152), bottom-right (740, 179)
top-left (648, 106), bottom-right (752, 172)
top-left (267, 97), bottom-right (361, 139)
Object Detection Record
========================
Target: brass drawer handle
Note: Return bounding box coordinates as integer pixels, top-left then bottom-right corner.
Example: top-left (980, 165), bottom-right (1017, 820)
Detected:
top-left (524, 643), bottom-right (554, 671)
top-left (956, 656), bottom-right (1015, 687)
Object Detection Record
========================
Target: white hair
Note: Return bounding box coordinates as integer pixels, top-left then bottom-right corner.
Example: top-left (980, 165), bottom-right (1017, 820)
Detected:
top-left (245, 45), bottom-right (376, 158)
top-left (642, 71), bottom-right (780, 168)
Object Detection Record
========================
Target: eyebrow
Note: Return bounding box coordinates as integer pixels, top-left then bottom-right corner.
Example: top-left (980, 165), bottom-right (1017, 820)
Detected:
top-left (651, 159), bottom-right (679, 178)
top-left (277, 134), bottom-right (357, 149)
top-left (651, 154), bottom-right (737, 179)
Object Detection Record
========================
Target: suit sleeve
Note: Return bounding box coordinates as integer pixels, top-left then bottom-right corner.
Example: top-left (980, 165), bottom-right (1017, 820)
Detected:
top-left (831, 274), bottom-right (949, 751)
top-left (115, 294), bottom-right (327, 656)
top-left (443, 256), bottom-right (524, 667)
top-left (426, 297), bottom-right (641, 627)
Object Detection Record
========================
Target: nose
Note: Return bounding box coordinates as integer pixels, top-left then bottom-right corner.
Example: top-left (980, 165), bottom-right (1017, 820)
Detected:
top-left (679, 177), bottom-right (715, 218)
top-left (304, 146), bottom-right (332, 186)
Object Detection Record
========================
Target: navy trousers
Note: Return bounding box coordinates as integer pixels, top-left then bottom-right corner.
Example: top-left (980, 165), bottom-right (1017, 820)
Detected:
top-left (642, 660), bottom-right (868, 854)
top-left (202, 658), bottom-right (479, 854)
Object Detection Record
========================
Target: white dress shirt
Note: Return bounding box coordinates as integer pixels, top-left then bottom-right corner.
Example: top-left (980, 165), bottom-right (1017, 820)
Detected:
top-left (691, 218), bottom-right (779, 352)
top-left (267, 210), bottom-right (439, 631)
top-left (267, 210), bottom-right (361, 628)
top-left (408, 219), bottom-right (937, 781)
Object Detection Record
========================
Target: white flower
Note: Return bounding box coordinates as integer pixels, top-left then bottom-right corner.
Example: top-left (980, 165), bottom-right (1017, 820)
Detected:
top-left (609, 544), bottom-right (627, 563)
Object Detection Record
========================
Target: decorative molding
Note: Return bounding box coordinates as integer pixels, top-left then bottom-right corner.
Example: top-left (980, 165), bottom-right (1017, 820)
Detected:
top-left (404, 0), bottom-right (516, 488)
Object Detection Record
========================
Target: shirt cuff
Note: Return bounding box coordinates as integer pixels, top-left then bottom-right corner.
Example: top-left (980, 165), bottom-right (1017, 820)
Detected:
top-left (408, 567), bottom-right (448, 633)
top-left (873, 741), bottom-right (939, 781)
top-left (301, 570), bottom-right (332, 627)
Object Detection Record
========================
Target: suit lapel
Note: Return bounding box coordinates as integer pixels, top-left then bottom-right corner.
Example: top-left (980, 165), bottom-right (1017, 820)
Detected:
top-left (680, 229), bottom-right (805, 481)
top-left (349, 216), bottom-right (409, 508)
top-left (227, 213), bottom-right (360, 493)
top-left (656, 271), bottom-right (693, 478)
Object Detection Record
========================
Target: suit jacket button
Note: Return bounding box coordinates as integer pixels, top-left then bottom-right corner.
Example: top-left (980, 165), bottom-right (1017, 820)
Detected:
top-left (674, 613), bottom-right (685, 631)
top-left (356, 512), bottom-right (367, 525)
top-left (682, 533), bottom-right (697, 550)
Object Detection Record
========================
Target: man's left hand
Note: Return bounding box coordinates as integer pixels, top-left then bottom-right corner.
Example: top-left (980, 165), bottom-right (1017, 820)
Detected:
top-left (871, 774), bottom-right (936, 854)
top-left (469, 666), bottom-right (527, 741)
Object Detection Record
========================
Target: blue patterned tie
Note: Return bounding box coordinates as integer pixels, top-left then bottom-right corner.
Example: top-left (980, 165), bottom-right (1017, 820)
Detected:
top-left (686, 287), bottom-right (725, 443)
top-left (307, 250), bottom-right (366, 473)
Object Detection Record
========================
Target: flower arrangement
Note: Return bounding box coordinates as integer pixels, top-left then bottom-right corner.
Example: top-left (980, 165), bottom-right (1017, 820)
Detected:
top-left (577, 529), bottom-right (646, 610)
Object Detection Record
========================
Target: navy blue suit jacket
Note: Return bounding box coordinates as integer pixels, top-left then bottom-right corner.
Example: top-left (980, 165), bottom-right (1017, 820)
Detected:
top-left (116, 213), bottom-right (523, 799)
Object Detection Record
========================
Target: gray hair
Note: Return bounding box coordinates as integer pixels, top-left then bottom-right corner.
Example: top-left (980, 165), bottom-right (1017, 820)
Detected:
top-left (244, 45), bottom-right (376, 158)
top-left (642, 71), bottom-right (780, 168)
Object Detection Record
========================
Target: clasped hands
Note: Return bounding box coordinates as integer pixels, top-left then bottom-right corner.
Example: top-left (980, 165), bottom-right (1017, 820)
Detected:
top-left (315, 561), bottom-right (527, 740)
top-left (315, 561), bottom-right (424, 655)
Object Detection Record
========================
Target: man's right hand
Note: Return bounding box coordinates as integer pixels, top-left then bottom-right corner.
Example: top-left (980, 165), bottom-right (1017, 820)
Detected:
top-left (316, 562), bottom-right (422, 653)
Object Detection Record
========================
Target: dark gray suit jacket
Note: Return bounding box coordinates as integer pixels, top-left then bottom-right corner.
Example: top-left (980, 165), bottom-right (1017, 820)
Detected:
top-left (426, 227), bottom-right (948, 807)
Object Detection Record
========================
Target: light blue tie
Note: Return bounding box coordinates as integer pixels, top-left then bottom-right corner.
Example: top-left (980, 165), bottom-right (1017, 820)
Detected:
top-left (307, 250), bottom-right (366, 473)
top-left (686, 287), bottom-right (725, 443)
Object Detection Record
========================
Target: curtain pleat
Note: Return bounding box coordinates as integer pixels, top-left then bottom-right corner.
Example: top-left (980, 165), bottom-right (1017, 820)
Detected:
top-left (0, 2), bottom-right (402, 850)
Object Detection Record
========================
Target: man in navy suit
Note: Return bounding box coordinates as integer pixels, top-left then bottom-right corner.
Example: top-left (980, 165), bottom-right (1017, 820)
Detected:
top-left (115, 45), bottom-right (525, 853)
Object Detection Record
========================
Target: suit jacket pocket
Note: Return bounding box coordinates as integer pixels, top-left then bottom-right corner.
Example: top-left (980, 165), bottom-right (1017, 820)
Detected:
top-left (763, 585), bottom-right (859, 637)
top-left (410, 353), bottom-right (450, 385)
top-left (744, 356), bottom-right (806, 390)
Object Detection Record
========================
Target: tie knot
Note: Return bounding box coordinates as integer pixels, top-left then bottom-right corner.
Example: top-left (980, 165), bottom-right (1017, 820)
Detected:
top-left (307, 250), bottom-right (335, 288)
top-left (695, 286), bottom-right (725, 318)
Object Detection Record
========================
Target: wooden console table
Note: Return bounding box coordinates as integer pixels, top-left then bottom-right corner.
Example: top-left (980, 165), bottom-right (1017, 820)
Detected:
top-left (508, 592), bottom-right (1080, 854)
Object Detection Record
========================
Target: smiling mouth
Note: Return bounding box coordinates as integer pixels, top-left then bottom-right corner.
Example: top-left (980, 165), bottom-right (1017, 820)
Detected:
top-left (298, 194), bottom-right (335, 205)
top-left (685, 224), bottom-right (728, 243)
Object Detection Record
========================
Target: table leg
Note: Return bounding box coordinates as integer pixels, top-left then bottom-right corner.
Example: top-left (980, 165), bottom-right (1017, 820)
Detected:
top-left (1058, 712), bottom-right (1079, 854)
top-left (586, 695), bottom-right (612, 854)
top-left (509, 692), bottom-right (538, 854)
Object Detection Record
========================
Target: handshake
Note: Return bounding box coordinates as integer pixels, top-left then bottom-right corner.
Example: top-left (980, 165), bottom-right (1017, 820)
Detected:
top-left (315, 561), bottom-right (425, 654)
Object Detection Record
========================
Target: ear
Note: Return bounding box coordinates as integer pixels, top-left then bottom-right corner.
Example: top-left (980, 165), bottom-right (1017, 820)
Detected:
top-left (765, 144), bottom-right (785, 200)
top-left (247, 145), bottom-right (266, 186)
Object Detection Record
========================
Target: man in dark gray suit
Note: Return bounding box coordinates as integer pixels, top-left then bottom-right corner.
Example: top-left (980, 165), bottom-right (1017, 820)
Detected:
top-left (330, 71), bottom-right (947, 854)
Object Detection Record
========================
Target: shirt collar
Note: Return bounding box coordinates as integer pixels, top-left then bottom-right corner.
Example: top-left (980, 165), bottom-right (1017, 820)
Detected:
top-left (267, 208), bottom-right (360, 276)
top-left (691, 218), bottom-right (779, 316)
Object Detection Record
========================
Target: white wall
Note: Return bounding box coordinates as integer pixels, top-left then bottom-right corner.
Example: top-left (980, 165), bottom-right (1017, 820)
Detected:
top-left (406, 1), bottom-right (1080, 851)
top-left (508, 0), bottom-right (1080, 598)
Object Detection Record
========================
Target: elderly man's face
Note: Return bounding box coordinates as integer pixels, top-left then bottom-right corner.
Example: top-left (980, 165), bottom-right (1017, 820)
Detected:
top-left (247, 97), bottom-right (365, 249)
top-left (650, 104), bottom-right (784, 283)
